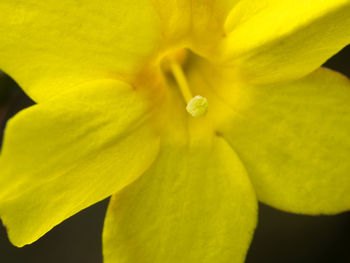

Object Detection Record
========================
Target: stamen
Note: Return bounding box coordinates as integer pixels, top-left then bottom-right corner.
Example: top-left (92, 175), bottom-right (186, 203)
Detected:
top-left (170, 60), bottom-right (208, 117)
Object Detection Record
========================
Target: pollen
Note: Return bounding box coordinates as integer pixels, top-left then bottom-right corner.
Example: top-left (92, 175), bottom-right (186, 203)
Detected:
top-left (186, 95), bottom-right (208, 117)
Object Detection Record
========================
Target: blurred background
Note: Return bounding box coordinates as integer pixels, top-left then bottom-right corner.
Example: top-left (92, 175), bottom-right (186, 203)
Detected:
top-left (0, 46), bottom-right (350, 263)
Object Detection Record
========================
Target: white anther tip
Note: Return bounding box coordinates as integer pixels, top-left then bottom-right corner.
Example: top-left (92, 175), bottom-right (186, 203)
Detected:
top-left (186, 95), bottom-right (208, 117)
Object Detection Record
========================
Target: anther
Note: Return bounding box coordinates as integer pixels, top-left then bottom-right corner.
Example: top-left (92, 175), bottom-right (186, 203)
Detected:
top-left (186, 95), bottom-right (208, 117)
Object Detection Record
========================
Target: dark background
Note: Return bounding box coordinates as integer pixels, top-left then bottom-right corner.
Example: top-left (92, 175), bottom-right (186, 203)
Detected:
top-left (0, 46), bottom-right (350, 263)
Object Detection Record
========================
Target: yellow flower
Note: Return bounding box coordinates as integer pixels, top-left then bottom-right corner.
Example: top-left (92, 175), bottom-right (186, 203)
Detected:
top-left (1, 1), bottom-right (350, 262)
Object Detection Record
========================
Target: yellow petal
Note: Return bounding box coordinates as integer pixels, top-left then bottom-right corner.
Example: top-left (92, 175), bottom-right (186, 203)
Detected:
top-left (0, 0), bottom-right (162, 101)
top-left (0, 1), bottom-right (240, 102)
top-left (217, 68), bottom-right (350, 214)
top-left (218, 0), bottom-right (350, 84)
top-left (152, 0), bottom-right (238, 53)
top-left (0, 79), bottom-right (160, 246)
top-left (103, 88), bottom-right (257, 263)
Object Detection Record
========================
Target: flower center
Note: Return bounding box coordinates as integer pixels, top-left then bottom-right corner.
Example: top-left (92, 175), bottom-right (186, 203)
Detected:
top-left (161, 49), bottom-right (208, 117)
